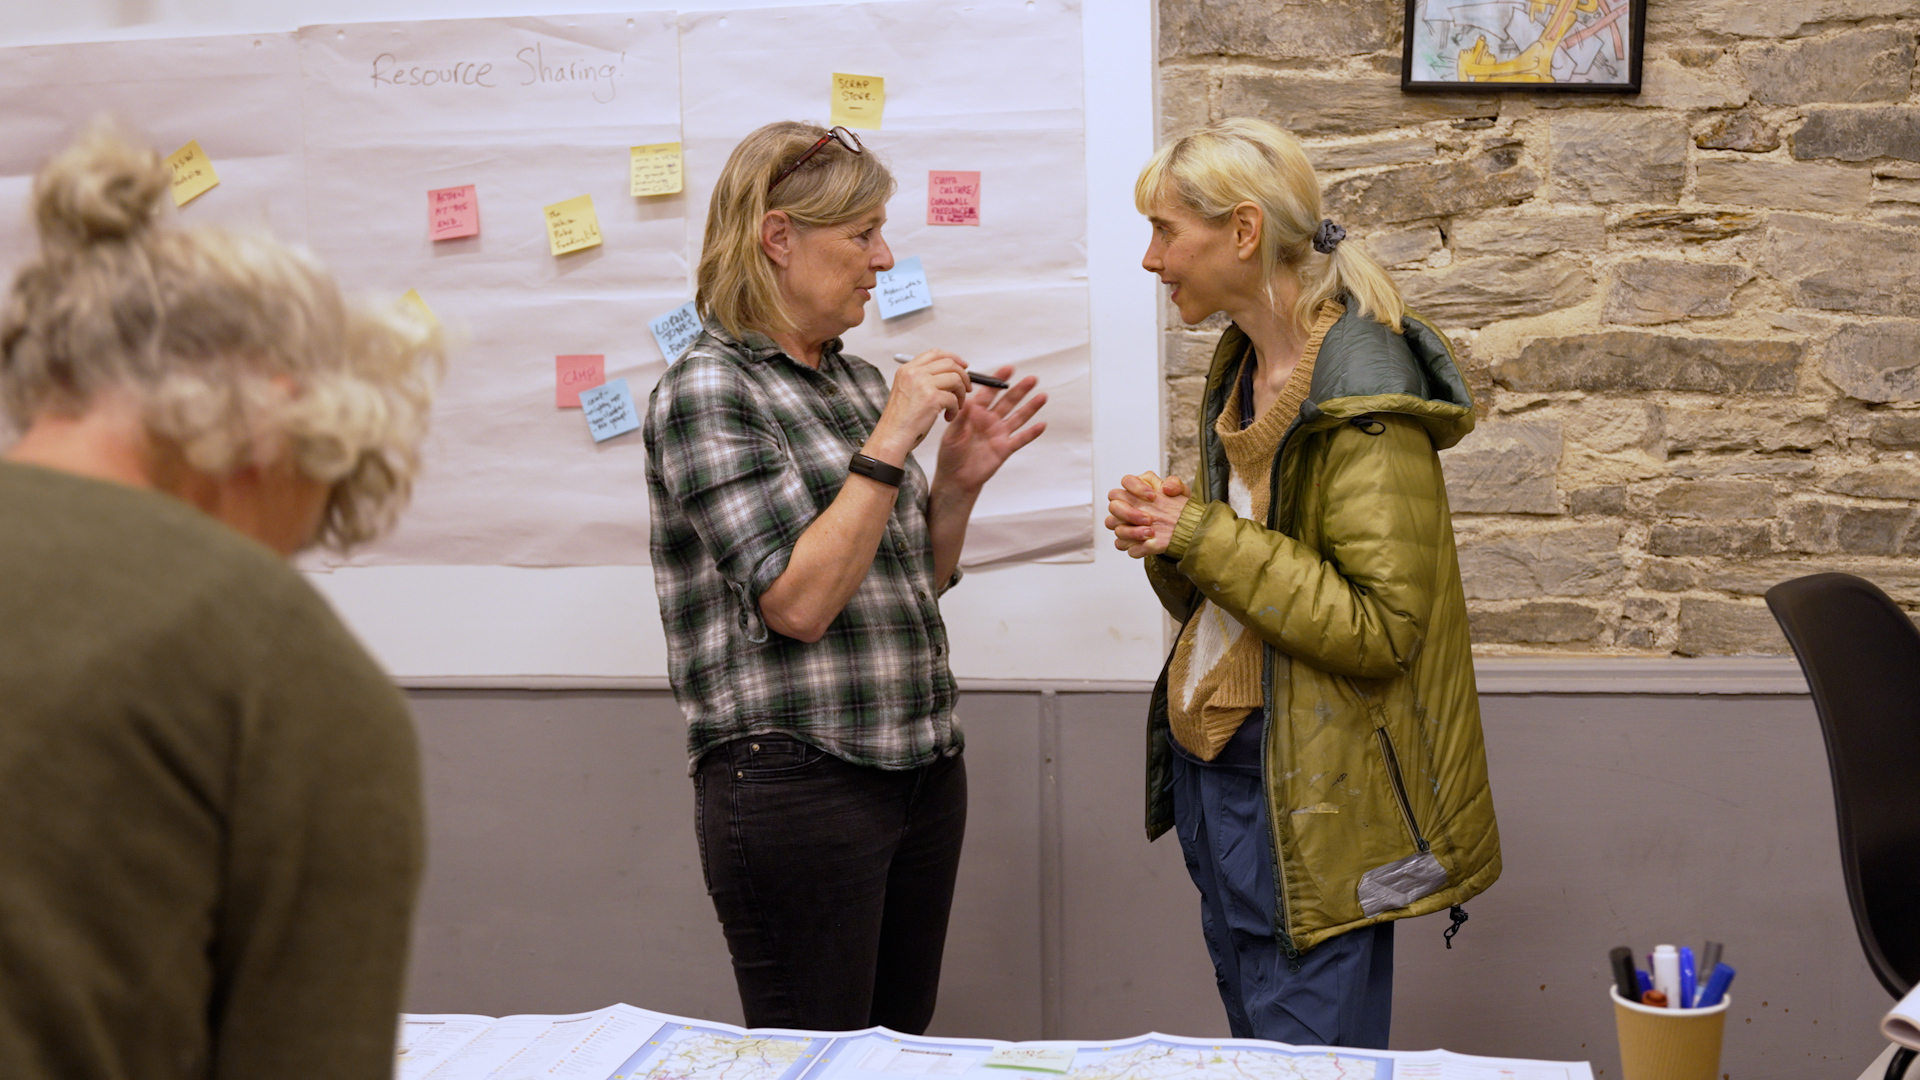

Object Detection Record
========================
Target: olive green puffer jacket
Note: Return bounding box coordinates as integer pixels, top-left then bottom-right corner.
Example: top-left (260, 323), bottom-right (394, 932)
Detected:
top-left (1144, 303), bottom-right (1500, 955)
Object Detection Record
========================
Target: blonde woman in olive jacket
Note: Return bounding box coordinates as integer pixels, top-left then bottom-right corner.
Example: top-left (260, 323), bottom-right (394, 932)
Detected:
top-left (1106, 118), bottom-right (1499, 1049)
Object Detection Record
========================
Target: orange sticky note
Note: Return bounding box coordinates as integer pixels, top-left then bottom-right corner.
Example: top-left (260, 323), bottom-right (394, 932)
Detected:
top-left (927, 171), bottom-right (981, 226)
top-left (544, 194), bottom-right (602, 256)
top-left (429, 184), bottom-right (479, 240)
top-left (556, 354), bottom-right (606, 408)
top-left (165, 140), bottom-right (220, 207)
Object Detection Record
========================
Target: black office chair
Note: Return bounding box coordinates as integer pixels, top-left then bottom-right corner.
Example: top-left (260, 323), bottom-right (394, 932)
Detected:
top-left (1766, 573), bottom-right (1920, 1080)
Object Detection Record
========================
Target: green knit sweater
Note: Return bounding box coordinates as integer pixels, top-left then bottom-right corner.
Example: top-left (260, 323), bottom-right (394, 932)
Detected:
top-left (0, 461), bottom-right (422, 1080)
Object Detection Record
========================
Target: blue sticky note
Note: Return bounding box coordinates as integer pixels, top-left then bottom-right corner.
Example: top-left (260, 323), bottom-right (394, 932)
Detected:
top-left (649, 300), bottom-right (702, 363)
top-left (875, 256), bottom-right (933, 319)
top-left (580, 377), bottom-right (640, 443)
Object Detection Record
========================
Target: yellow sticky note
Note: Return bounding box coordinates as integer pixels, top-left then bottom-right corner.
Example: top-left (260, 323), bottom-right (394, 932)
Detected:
top-left (165, 140), bottom-right (220, 207)
top-left (397, 288), bottom-right (438, 329)
top-left (543, 194), bottom-right (603, 256)
top-left (630, 143), bottom-right (684, 197)
top-left (831, 73), bottom-right (885, 130)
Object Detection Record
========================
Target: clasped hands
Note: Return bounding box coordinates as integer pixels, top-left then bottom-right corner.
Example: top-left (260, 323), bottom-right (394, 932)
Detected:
top-left (1105, 471), bottom-right (1190, 558)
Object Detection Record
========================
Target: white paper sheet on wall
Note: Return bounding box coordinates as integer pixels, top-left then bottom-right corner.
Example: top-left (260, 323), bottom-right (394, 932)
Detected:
top-left (0, 33), bottom-right (309, 253)
top-left (0, 3), bottom-right (1091, 570)
top-left (298, 13), bottom-right (685, 567)
top-left (678, 0), bottom-right (1093, 567)
top-left (0, 33), bottom-right (310, 450)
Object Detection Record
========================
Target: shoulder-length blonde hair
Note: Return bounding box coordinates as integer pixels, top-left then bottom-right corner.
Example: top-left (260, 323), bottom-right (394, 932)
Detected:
top-left (1135, 117), bottom-right (1406, 333)
top-left (0, 121), bottom-right (443, 551)
top-left (697, 121), bottom-right (895, 340)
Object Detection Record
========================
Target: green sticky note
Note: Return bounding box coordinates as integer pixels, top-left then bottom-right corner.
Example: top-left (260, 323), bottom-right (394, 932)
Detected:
top-left (984, 1048), bottom-right (1075, 1074)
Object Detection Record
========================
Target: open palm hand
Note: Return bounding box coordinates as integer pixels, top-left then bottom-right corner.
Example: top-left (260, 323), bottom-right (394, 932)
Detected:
top-left (934, 367), bottom-right (1048, 494)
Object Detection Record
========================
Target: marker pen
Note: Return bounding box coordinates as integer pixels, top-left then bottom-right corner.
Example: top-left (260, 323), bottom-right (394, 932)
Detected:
top-left (1696, 963), bottom-right (1736, 1008)
top-left (1609, 946), bottom-right (1641, 1003)
top-left (892, 353), bottom-right (1010, 389)
top-left (1652, 945), bottom-right (1682, 1009)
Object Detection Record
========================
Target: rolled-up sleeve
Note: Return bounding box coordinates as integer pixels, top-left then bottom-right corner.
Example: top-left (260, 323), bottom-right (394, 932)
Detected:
top-left (646, 359), bottom-right (821, 605)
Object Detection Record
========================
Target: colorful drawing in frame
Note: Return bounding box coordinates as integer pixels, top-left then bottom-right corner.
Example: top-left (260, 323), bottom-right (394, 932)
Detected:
top-left (1401, 0), bottom-right (1646, 92)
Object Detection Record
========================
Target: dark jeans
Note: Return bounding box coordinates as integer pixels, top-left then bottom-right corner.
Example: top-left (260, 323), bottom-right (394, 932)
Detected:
top-left (693, 734), bottom-right (967, 1033)
top-left (1171, 743), bottom-right (1394, 1049)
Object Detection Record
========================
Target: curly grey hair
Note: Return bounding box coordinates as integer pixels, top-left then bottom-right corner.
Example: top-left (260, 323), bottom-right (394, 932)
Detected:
top-left (1, 121), bottom-right (444, 550)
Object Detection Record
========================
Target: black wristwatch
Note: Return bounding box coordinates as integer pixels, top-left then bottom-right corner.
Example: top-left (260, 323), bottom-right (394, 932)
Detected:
top-left (848, 453), bottom-right (906, 487)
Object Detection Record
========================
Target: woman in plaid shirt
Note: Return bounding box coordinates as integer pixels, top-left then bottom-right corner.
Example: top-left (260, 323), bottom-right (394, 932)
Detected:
top-left (643, 121), bottom-right (1047, 1033)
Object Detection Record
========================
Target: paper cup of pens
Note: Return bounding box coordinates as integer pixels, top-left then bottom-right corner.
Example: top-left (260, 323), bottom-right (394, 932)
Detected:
top-left (1608, 943), bottom-right (1736, 1080)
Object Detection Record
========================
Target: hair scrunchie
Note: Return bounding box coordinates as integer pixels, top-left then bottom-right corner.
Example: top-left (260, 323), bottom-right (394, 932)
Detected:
top-left (1312, 218), bottom-right (1347, 255)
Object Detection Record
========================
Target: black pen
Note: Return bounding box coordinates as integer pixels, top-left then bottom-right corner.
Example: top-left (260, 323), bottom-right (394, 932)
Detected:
top-left (1609, 945), bottom-right (1641, 1003)
top-left (892, 352), bottom-right (1010, 390)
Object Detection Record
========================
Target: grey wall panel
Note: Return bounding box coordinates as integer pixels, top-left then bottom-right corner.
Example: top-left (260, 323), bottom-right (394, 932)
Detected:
top-left (404, 690), bottom-right (741, 1022)
top-left (402, 689), bottom-right (1894, 1080)
top-left (1053, 692), bottom-right (1227, 1041)
top-left (926, 693), bottom-right (1046, 1041)
top-left (406, 690), bottom-right (1050, 1039)
top-left (1391, 694), bottom-right (1888, 1079)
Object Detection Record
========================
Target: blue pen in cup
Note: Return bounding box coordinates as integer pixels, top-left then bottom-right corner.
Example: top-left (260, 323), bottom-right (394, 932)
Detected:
top-left (1678, 946), bottom-right (1697, 1008)
top-left (1697, 963), bottom-right (1736, 1008)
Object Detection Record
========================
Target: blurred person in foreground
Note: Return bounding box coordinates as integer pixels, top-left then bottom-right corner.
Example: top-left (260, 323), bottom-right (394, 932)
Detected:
top-left (0, 123), bottom-right (442, 1079)
top-left (1105, 118), bottom-right (1499, 1048)
top-left (644, 121), bottom-right (1045, 1032)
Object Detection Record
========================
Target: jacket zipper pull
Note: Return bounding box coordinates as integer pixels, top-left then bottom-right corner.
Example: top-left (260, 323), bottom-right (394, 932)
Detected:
top-left (1443, 904), bottom-right (1469, 949)
top-left (1278, 928), bottom-right (1302, 972)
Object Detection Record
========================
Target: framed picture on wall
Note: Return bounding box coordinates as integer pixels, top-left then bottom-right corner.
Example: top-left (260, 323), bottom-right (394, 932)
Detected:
top-left (1402, 0), bottom-right (1646, 93)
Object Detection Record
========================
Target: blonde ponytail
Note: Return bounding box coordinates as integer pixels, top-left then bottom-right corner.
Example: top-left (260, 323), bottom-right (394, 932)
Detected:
top-left (1299, 230), bottom-right (1405, 334)
top-left (1135, 117), bottom-right (1406, 333)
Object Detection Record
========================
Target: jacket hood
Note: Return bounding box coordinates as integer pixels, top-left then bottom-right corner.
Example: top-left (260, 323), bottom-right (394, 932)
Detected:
top-left (1210, 302), bottom-right (1477, 451)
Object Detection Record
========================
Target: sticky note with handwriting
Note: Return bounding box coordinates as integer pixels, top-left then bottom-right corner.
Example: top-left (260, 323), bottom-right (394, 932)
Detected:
top-left (429, 184), bottom-right (479, 240)
top-left (649, 301), bottom-right (702, 363)
top-left (580, 378), bottom-right (640, 443)
top-left (875, 256), bottom-right (932, 319)
top-left (165, 140), bottom-right (220, 207)
top-left (556, 354), bottom-right (606, 408)
top-left (831, 73), bottom-right (885, 130)
top-left (544, 194), bottom-right (603, 256)
top-left (927, 171), bottom-right (981, 226)
top-left (397, 289), bottom-right (438, 329)
top-left (630, 143), bottom-right (684, 197)
top-left (983, 1048), bottom-right (1076, 1074)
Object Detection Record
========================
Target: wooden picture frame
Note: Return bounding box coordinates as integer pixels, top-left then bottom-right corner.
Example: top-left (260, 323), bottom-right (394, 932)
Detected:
top-left (1401, 0), bottom-right (1646, 93)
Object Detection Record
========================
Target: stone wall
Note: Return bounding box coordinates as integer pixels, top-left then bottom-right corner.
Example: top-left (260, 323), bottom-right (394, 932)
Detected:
top-left (1157, 0), bottom-right (1920, 655)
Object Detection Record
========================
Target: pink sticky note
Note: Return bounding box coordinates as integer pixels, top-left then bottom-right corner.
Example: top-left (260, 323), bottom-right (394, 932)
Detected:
top-left (556, 354), bottom-right (606, 408)
top-left (429, 185), bottom-right (479, 241)
top-left (927, 171), bottom-right (981, 226)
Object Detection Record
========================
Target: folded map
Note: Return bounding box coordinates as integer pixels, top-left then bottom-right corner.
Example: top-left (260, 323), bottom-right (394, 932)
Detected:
top-left (394, 1003), bottom-right (1595, 1080)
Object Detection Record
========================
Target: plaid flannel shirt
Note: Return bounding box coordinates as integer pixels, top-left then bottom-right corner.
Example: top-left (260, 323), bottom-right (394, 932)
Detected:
top-left (644, 316), bottom-right (961, 772)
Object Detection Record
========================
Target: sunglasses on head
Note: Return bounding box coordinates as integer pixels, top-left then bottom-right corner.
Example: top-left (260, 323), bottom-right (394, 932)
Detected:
top-left (768, 126), bottom-right (864, 194)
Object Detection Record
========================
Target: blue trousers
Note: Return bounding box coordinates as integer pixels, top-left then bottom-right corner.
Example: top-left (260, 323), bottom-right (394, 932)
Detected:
top-left (1170, 747), bottom-right (1394, 1049)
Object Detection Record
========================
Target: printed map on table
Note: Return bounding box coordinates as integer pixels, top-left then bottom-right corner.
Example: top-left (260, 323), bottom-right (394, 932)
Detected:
top-left (394, 1006), bottom-right (1593, 1080)
top-left (1409, 0), bottom-right (1633, 85)
top-left (608, 1023), bottom-right (828, 1080)
top-left (1064, 1038), bottom-right (1392, 1080)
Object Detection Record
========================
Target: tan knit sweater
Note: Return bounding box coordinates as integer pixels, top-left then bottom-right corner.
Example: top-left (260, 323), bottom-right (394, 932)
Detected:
top-left (1166, 301), bottom-right (1344, 759)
